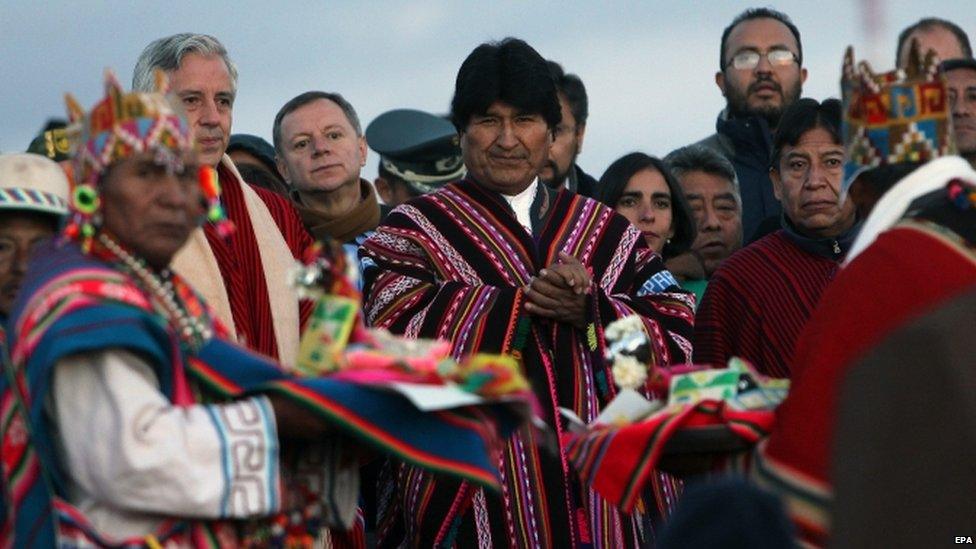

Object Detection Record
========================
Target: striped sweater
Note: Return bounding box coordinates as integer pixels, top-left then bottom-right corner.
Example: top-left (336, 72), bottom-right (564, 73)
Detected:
top-left (693, 230), bottom-right (840, 377)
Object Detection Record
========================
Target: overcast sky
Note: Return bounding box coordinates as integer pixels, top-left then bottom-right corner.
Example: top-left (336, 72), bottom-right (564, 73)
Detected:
top-left (2, 1), bottom-right (974, 180)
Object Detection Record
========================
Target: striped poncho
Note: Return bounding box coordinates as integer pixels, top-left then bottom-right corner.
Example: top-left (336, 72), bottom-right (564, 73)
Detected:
top-left (360, 179), bottom-right (695, 548)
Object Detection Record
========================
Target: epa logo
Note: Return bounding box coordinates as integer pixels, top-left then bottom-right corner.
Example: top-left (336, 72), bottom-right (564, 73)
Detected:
top-left (956, 536), bottom-right (974, 544)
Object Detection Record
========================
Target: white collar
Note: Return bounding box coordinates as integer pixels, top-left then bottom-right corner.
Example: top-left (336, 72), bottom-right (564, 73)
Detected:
top-left (501, 178), bottom-right (539, 233)
top-left (845, 156), bottom-right (976, 264)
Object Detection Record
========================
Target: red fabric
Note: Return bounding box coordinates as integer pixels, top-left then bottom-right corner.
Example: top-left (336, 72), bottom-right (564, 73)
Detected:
top-left (205, 164), bottom-right (314, 361)
top-left (764, 225), bottom-right (976, 486)
top-left (693, 230), bottom-right (838, 377)
top-left (563, 400), bottom-right (775, 512)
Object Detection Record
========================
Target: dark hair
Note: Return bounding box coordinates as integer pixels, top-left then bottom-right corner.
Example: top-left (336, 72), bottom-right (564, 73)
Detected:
top-left (272, 91), bottom-right (361, 154)
top-left (236, 163), bottom-right (290, 197)
top-left (770, 98), bottom-right (842, 167)
top-left (720, 8), bottom-right (803, 70)
top-left (547, 60), bottom-right (588, 126)
top-left (597, 152), bottom-right (697, 259)
top-left (855, 162), bottom-right (924, 199)
top-left (896, 18), bottom-right (972, 63)
top-left (450, 37), bottom-right (561, 132)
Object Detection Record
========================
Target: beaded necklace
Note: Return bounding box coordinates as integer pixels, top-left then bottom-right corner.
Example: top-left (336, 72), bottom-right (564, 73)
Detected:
top-left (96, 233), bottom-right (214, 353)
top-left (947, 179), bottom-right (976, 211)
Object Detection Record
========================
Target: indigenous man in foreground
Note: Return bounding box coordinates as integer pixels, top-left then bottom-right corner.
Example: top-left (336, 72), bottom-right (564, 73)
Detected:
top-left (361, 38), bottom-right (694, 548)
top-left (0, 71), bottom-right (354, 546)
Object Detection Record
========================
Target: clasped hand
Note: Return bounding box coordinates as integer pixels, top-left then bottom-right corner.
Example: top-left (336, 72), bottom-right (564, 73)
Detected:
top-left (523, 252), bottom-right (591, 329)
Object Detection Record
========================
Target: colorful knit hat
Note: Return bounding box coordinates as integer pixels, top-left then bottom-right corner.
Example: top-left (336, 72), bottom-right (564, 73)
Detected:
top-left (63, 70), bottom-right (232, 251)
top-left (841, 41), bottom-right (956, 195)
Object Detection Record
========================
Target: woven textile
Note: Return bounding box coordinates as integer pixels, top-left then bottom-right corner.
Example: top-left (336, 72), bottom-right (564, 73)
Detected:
top-left (693, 231), bottom-right (839, 377)
top-left (563, 400), bottom-right (775, 512)
top-left (0, 240), bottom-right (527, 547)
top-left (361, 180), bottom-right (695, 548)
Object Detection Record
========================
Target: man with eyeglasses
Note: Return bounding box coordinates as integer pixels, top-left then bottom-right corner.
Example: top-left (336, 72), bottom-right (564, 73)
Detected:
top-left (694, 7), bottom-right (807, 244)
top-left (539, 60), bottom-right (597, 196)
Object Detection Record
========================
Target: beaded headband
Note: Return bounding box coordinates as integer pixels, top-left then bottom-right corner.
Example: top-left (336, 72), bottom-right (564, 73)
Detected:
top-left (63, 70), bottom-right (232, 251)
top-left (840, 41), bottom-right (956, 196)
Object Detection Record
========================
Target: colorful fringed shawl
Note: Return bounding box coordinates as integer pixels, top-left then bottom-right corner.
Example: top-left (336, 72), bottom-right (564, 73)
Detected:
top-left (0, 241), bottom-right (523, 548)
top-left (360, 180), bottom-right (695, 548)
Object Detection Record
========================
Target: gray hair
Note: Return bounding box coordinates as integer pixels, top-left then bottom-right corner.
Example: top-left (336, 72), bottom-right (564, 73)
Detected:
top-left (664, 144), bottom-right (740, 200)
top-left (272, 91), bottom-right (362, 154)
top-left (132, 33), bottom-right (238, 93)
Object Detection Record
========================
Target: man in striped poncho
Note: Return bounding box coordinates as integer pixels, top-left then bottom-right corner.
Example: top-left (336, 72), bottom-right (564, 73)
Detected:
top-left (361, 38), bottom-right (695, 548)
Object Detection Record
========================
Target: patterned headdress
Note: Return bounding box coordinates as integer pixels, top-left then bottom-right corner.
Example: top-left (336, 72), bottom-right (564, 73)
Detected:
top-left (840, 41), bottom-right (956, 195)
top-left (63, 70), bottom-right (231, 251)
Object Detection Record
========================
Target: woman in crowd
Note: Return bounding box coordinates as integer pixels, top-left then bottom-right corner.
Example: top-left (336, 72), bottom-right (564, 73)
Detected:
top-left (597, 152), bottom-right (701, 292)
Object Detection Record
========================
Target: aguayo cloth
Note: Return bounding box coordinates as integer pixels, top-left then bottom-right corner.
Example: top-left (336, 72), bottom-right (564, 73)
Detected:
top-left (840, 44), bottom-right (955, 192)
top-left (0, 240), bottom-right (525, 548)
top-left (563, 400), bottom-right (775, 512)
top-left (760, 188), bottom-right (976, 546)
top-left (360, 179), bottom-right (695, 548)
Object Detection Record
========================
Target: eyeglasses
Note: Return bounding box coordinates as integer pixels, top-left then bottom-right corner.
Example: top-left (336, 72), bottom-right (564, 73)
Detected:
top-left (725, 48), bottom-right (798, 70)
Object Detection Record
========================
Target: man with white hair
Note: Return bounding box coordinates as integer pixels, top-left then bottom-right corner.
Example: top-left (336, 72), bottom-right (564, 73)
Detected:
top-left (133, 33), bottom-right (313, 367)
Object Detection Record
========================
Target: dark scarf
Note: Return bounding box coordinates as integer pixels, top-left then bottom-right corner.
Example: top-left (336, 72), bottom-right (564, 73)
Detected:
top-left (293, 179), bottom-right (380, 243)
top-left (781, 215), bottom-right (862, 261)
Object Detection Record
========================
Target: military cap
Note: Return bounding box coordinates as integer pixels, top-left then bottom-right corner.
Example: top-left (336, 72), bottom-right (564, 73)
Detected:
top-left (366, 109), bottom-right (464, 194)
top-left (26, 119), bottom-right (71, 162)
top-left (227, 133), bottom-right (281, 178)
top-left (942, 57), bottom-right (976, 73)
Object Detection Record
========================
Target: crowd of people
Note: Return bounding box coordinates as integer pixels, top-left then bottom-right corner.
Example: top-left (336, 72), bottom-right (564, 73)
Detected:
top-left (1, 6), bottom-right (975, 548)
